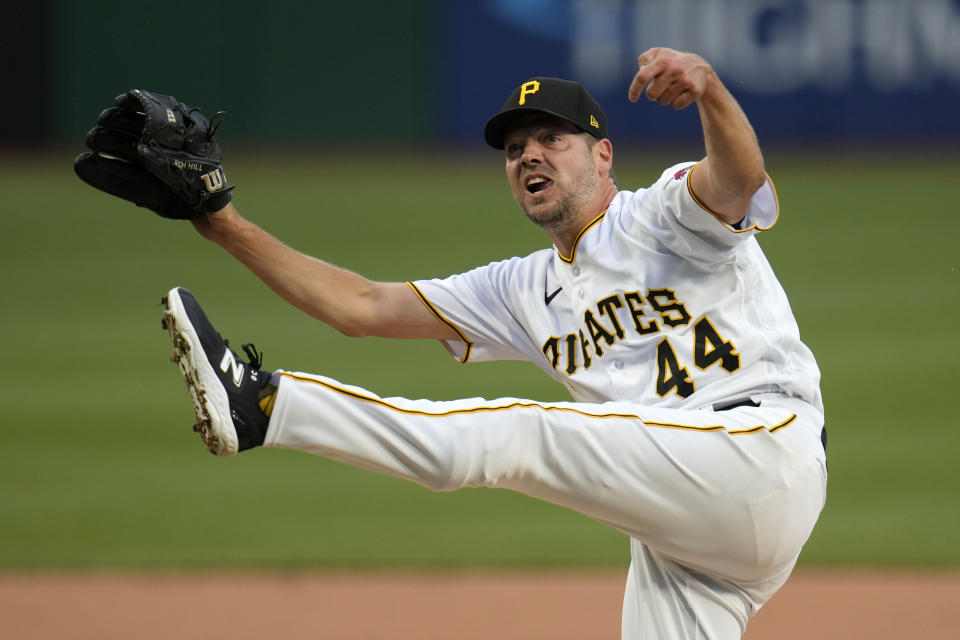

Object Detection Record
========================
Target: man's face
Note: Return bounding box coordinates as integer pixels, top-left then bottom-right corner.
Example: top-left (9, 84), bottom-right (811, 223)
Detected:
top-left (503, 116), bottom-right (601, 230)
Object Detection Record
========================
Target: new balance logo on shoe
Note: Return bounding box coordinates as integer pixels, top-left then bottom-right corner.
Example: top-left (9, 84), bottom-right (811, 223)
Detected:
top-left (220, 349), bottom-right (245, 388)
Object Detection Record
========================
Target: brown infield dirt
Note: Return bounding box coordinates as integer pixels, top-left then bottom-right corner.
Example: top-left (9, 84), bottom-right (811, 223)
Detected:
top-left (1, 569), bottom-right (958, 639)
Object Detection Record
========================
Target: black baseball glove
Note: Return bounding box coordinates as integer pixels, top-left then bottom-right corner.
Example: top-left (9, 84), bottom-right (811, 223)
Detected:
top-left (74, 89), bottom-right (234, 220)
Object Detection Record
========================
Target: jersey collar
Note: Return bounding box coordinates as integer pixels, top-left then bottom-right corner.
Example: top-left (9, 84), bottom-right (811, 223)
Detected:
top-left (556, 210), bottom-right (606, 264)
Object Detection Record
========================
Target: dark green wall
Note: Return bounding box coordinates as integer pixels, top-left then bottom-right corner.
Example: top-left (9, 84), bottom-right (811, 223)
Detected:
top-left (48, 1), bottom-right (438, 145)
top-left (2, 2), bottom-right (54, 144)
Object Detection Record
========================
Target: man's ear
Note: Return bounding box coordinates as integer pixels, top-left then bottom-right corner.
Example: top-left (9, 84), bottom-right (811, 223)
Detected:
top-left (593, 138), bottom-right (613, 175)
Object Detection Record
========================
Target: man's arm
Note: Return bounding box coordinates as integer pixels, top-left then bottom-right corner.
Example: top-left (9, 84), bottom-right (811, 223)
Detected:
top-left (192, 203), bottom-right (459, 341)
top-left (628, 47), bottom-right (766, 225)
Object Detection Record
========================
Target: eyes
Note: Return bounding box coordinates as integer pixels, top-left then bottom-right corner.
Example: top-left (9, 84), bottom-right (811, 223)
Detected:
top-left (505, 133), bottom-right (566, 158)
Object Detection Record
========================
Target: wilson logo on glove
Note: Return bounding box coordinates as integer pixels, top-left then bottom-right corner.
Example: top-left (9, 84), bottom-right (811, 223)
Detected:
top-left (201, 169), bottom-right (226, 192)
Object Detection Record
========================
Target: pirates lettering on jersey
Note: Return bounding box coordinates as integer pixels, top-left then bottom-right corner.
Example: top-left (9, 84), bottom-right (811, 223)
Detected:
top-left (596, 295), bottom-right (626, 339)
top-left (542, 288), bottom-right (691, 375)
top-left (541, 289), bottom-right (741, 398)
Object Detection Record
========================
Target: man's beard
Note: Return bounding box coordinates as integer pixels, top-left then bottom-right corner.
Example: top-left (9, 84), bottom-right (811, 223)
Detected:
top-left (521, 159), bottom-right (597, 231)
top-left (523, 196), bottom-right (574, 229)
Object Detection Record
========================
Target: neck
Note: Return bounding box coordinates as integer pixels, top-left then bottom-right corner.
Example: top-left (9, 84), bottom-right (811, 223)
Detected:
top-left (547, 183), bottom-right (618, 258)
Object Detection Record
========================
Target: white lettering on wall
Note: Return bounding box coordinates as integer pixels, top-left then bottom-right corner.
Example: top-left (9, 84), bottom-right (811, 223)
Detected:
top-left (571, 0), bottom-right (960, 93)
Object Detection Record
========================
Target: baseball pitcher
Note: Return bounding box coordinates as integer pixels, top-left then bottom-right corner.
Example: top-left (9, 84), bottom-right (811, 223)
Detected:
top-left (75, 48), bottom-right (827, 639)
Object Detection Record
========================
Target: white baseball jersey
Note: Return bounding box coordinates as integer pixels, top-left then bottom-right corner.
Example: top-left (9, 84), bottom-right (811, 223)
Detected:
top-left (265, 162), bottom-right (827, 639)
top-left (410, 162), bottom-right (822, 414)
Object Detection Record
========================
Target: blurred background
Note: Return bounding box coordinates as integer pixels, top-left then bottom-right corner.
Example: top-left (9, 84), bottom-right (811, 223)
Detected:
top-left (10, 0), bottom-right (960, 147)
top-left (1, 0), bottom-right (958, 573)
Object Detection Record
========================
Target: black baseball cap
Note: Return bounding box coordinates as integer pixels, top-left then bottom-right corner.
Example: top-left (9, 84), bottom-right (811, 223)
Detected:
top-left (484, 77), bottom-right (608, 149)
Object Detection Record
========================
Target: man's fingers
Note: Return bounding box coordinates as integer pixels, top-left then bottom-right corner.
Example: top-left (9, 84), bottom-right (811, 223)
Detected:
top-left (640, 70), bottom-right (682, 104)
top-left (654, 77), bottom-right (697, 107)
top-left (628, 70), bottom-right (650, 103)
top-left (629, 64), bottom-right (663, 102)
top-left (636, 47), bottom-right (661, 68)
top-left (628, 48), bottom-right (665, 102)
top-left (629, 48), bottom-right (710, 110)
top-left (670, 90), bottom-right (697, 110)
top-left (644, 75), bottom-right (668, 103)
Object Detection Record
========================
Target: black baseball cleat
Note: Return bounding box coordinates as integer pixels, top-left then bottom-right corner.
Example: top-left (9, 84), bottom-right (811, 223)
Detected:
top-left (161, 287), bottom-right (273, 456)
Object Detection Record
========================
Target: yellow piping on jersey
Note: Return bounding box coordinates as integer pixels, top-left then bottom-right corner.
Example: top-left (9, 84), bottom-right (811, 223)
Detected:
top-left (280, 371), bottom-right (797, 436)
top-left (685, 163), bottom-right (780, 233)
top-left (644, 413), bottom-right (796, 435)
top-left (406, 281), bottom-right (473, 363)
top-left (557, 210), bottom-right (606, 264)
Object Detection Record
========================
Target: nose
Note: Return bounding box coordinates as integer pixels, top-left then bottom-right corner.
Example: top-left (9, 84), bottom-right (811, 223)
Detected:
top-left (519, 140), bottom-right (544, 165)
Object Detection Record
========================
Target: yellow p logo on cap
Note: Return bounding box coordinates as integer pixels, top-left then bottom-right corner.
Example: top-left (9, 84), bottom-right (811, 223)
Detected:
top-left (518, 80), bottom-right (541, 105)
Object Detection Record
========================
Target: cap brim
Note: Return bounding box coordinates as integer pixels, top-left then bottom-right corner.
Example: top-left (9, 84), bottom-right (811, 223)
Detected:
top-left (483, 107), bottom-right (584, 150)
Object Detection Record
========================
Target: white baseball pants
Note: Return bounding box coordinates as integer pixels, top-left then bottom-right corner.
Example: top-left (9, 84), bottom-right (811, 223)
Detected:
top-left (264, 370), bottom-right (828, 640)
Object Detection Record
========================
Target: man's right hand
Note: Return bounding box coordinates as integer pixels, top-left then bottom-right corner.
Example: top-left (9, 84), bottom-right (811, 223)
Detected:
top-left (628, 47), bottom-right (717, 110)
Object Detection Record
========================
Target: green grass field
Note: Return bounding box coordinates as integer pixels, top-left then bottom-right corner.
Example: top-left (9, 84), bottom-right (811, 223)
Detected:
top-left (2, 148), bottom-right (957, 570)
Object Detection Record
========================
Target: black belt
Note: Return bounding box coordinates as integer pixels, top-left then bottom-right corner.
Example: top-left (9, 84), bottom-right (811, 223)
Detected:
top-left (713, 398), bottom-right (760, 411)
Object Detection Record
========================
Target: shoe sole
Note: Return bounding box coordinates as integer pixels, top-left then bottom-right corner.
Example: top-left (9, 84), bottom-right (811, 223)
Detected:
top-left (162, 289), bottom-right (239, 457)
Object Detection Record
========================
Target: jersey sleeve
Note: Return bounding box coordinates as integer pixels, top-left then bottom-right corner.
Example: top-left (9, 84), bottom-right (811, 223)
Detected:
top-left (628, 162), bottom-right (779, 261)
top-left (409, 256), bottom-right (540, 364)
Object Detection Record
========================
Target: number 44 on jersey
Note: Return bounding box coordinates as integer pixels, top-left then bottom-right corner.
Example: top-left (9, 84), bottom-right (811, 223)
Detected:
top-left (541, 288), bottom-right (740, 399)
